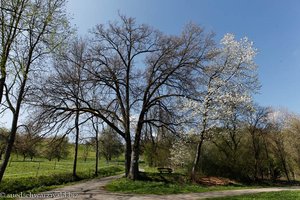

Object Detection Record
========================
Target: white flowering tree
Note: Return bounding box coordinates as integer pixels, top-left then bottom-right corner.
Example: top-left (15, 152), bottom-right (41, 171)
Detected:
top-left (170, 138), bottom-right (193, 168)
top-left (185, 34), bottom-right (259, 180)
top-left (210, 91), bottom-right (253, 174)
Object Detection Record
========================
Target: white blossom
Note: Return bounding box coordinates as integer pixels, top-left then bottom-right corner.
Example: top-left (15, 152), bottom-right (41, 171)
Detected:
top-left (180, 33), bottom-right (258, 138)
top-left (170, 139), bottom-right (193, 167)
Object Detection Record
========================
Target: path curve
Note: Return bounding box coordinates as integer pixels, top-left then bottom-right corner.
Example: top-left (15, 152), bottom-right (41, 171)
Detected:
top-left (18, 175), bottom-right (300, 200)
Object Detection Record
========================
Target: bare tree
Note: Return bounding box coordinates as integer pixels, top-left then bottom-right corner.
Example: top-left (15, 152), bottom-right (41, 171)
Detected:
top-left (29, 16), bottom-right (217, 180)
top-left (44, 136), bottom-right (69, 162)
top-left (85, 16), bottom-right (158, 176)
top-left (91, 117), bottom-right (101, 176)
top-left (86, 18), bottom-right (216, 179)
top-left (32, 37), bottom-right (91, 178)
top-left (268, 109), bottom-right (293, 182)
top-left (245, 105), bottom-right (270, 180)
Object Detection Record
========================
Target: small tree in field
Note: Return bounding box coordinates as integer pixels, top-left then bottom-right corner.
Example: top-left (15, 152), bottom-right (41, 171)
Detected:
top-left (44, 136), bottom-right (69, 162)
top-left (99, 128), bottom-right (124, 163)
top-left (82, 140), bottom-right (92, 162)
top-left (14, 132), bottom-right (40, 161)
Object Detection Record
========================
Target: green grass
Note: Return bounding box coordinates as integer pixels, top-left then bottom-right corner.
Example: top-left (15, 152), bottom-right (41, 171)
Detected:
top-left (105, 172), bottom-right (251, 195)
top-left (210, 190), bottom-right (300, 200)
top-left (0, 148), bottom-right (124, 196)
top-left (0, 165), bottom-right (123, 194)
top-left (5, 158), bottom-right (96, 179)
top-left (4, 151), bottom-right (123, 179)
top-left (105, 178), bottom-right (251, 195)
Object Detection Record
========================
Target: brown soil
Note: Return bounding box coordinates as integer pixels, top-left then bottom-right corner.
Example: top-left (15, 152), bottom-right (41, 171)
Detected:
top-left (198, 176), bottom-right (238, 186)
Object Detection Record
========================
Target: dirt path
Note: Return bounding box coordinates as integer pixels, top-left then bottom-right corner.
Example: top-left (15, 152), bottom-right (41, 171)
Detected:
top-left (18, 175), bottom-right (300, 200)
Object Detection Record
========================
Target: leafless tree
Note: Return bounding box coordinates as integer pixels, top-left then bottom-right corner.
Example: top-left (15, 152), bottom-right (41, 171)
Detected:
top-left (14, 124), bottom-right (41, 161)
top-left (29, 16), bottom-right (216, 180)
top-left (86, 18), bottom-right (216, 179)
top-left (29, 37), bottom-right (91, 178)
top-left (245, 105), bottom-right (271, 180)
top-left (91, 117), bottom-right (101, 176)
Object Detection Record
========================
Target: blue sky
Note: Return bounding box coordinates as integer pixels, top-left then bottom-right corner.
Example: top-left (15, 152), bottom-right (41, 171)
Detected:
top-left (66, 0), bottom-right (300, 113)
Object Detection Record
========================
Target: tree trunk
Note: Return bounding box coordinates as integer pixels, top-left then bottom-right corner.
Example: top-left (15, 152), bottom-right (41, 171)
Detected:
top-left (0, 7), bottom-right (25, 180)
top-left (191, 100), bottom-right (209, 182)
top-left (128, 145), bottom-right (139, 180)
top-left (0, 62), bottom-right (28, 182)
top-left (95, 127), bottom-right (99, 176)
top-left (280, 154), bottom-right (290, 182)
top-left (73, 110), bottom-right (80, 178)
top-left (0, 46), bottom-right (10, 106)
top-left (262, 135), bottom-right (272, 179)
top-left (128, 121), bottom-right (143, 180)
top-left (191, 137), bottom-right (204, 181)
top-left (0, 77), bottom-right (5, 105)
top-left (125, 135), bottom-right (132, 177)
top-left (254, 156), bottom-right (259, 180)
top-left (0, 111), bottom-right (20, 181)
top-left (251, 132), bottom-right (259, 181)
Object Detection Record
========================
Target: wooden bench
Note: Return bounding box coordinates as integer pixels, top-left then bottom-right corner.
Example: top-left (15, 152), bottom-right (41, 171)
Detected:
top-left (157, 167), bottom-right (173, 173)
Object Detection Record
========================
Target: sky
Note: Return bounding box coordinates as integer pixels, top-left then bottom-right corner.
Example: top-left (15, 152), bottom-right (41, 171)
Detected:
top-left (66, 0), bottom-right (300, 114)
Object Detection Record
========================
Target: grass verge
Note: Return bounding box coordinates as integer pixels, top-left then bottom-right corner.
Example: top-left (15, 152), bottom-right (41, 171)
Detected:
top-left (209, 190), bottom-right (300, 200)
top-left (105, 172), bottom-right (251, 195)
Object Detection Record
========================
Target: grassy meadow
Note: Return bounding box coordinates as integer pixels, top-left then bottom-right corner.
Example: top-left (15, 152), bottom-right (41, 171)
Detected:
top-left (4, 156), bottom-right (122, 180)
top-left (3, 143), bottom-right (123, 180)
top-left (4, 158), bottom-right (119, 179)
top-left (0, 144), bottom-right (123, 195)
